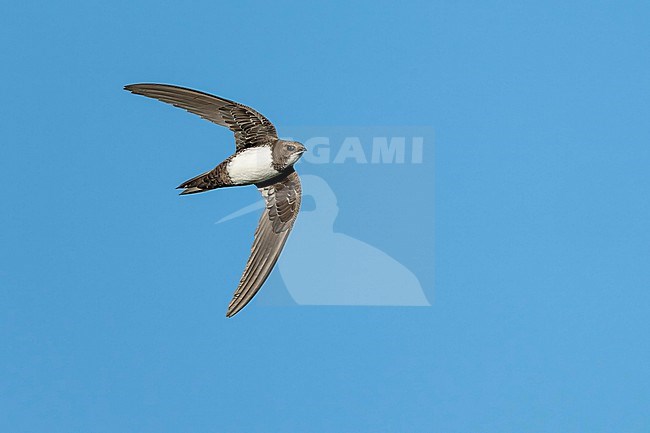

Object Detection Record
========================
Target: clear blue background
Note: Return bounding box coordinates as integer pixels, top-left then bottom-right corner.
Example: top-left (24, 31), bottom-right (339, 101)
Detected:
top-left (1, 1), bottom-right (649, 432)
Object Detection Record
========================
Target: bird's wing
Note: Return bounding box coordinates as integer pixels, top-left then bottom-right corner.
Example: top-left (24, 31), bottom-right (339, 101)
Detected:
top-left (226, 170), bottom-right (302, 317)
top-left (124, 83), bottom-right (278, 150)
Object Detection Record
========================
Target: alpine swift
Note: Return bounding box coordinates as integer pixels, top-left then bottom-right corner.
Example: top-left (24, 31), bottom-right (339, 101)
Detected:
top-left (124, 83), bottom-right (306, 318)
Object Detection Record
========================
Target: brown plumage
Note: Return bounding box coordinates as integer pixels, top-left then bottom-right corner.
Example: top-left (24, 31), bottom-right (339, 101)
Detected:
top-left (227, 169), bottom-right (302, 317)
top-left (176, 156), bottom-right (234, 195)
top-left (125, 83), bottom-right (306, 317)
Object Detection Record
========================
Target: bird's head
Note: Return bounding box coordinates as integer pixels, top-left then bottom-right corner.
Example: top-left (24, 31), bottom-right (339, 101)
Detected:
top-left (273, 140), bottom-right (306, 169)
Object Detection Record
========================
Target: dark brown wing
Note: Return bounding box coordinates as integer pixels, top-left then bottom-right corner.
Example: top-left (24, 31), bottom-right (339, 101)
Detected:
top-left (226, 170), bottom-right (302, 317)
top-left (124, 83), bottom-right (278, 150)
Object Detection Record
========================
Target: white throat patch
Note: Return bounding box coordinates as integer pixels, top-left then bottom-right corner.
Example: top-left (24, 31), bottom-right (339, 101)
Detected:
top-left (227, 147), bottom-right (279, 185)
top-left (286, 152), bottom-right (302, 167)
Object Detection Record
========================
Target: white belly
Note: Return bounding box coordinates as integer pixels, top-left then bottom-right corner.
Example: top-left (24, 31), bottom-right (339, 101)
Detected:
top-left (227, 147), bottom-right (279, 185)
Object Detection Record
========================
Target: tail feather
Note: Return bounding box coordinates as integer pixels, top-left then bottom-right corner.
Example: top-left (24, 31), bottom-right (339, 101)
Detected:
top-left (177, 168), bottom-right (224, 195)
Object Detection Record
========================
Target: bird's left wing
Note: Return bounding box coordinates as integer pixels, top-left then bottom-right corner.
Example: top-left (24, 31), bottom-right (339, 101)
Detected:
top-left (226, 170), bottom-right (302, 317)
top-left (124, 83), bottom-right (278, 150)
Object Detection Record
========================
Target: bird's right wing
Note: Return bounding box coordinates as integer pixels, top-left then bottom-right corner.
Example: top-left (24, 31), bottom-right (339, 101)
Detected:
top-left (226, 170), bottom-right (302, 317)
top-left (124, 83), bottom-right (278, 150)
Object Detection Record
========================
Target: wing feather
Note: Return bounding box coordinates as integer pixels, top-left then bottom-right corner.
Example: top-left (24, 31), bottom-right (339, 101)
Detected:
top-left (226, 171), bottom-right (302, 317)
top-left (124, 83), bottom-right (278, 149)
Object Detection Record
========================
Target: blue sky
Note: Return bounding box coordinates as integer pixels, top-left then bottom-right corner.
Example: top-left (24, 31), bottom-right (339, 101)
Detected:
top-left (1, 1), bottom-right (649, 432)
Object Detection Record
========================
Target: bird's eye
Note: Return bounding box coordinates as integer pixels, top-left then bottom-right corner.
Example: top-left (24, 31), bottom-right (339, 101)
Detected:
top-left (287, 145), bottom-right (296, 151)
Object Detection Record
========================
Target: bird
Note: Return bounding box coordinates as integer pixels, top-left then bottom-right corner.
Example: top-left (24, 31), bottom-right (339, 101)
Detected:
top-left (124, 83), bottom-right (306, 317)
